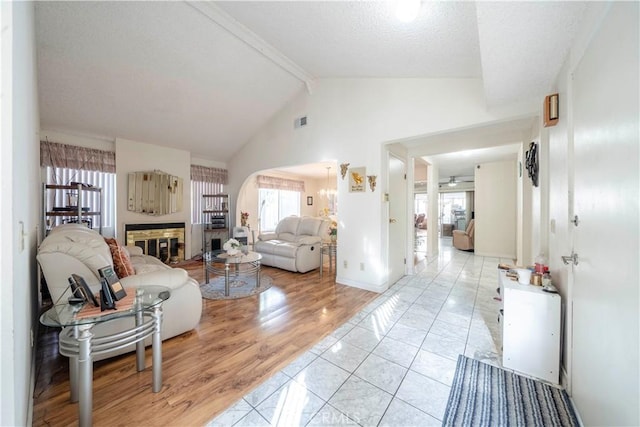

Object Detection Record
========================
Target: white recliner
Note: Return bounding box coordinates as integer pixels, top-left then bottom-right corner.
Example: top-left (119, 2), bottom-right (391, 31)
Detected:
top-left (254, 216), bottom-right (329, 273)
top-left (37, 224), bottom-right (202, 360)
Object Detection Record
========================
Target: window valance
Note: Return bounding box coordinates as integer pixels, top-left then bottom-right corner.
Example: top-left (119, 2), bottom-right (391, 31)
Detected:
top-left (190, 165), bottom-right (228, 184)
top-left (256, 175), bottom-right (305, 192)
top-left (40, 140), bottom-right (115, 173)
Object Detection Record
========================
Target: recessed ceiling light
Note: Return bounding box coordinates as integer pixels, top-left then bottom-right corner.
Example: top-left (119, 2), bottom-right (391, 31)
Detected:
top-left (396, 0), bottom-right (421, 23)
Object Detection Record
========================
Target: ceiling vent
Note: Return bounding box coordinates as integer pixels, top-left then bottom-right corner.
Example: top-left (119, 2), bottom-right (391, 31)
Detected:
top-left (294, 116), bottom-right (308, 129)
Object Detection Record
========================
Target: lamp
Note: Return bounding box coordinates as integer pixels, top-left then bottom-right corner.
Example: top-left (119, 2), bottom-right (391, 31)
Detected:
top-left (257, 199), bottom-right (266, 235)
top-left (448, 176), bottom-right (458, 187)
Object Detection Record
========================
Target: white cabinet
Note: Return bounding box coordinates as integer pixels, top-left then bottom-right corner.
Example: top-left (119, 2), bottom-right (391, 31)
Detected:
top-left (500, 271), bottom-right (561, 384)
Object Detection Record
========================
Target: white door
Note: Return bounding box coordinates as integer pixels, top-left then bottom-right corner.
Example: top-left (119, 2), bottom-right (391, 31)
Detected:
top-left (570, 3), bottom-right (639, 425)
top-left (388, 155), bottom-right (407, 286)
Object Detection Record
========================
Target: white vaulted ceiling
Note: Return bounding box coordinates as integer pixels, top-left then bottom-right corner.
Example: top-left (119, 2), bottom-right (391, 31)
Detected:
top-left (216, 1), bottom-right (482, 78)
top-left (35, 1), bottom-right (589, 161)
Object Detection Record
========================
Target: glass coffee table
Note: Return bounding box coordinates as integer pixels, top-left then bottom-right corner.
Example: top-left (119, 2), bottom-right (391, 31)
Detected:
top-left (40, 286), bottom-right (170, 427)
top-left (204, 250), bottom-right (262, 296)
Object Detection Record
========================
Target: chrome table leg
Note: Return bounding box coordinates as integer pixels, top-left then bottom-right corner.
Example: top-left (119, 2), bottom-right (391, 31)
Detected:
top-left (77, 325), bottom-right (93, 427)
top-left (151, 306), bottom-right (163, 392)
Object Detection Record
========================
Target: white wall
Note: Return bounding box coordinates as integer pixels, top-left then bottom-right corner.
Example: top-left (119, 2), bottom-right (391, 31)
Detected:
top-left (115, 138), bottom-right (192, 257)
top-left (228, 78), bottom-right (535, 291)
top-left (474, 160), bottom-right (517, 258)
top-left (0, 2), bottom-right (41, 425)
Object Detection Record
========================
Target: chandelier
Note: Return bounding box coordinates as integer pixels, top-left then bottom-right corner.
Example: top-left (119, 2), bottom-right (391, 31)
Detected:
top-left (319, 166), bottom-right (337, 198)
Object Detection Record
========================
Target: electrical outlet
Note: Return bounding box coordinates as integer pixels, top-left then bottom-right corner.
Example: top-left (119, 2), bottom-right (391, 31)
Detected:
top-left (343, 260), bottom-right (348, 268)
top-left (360, 262), bottom-right (365, 271)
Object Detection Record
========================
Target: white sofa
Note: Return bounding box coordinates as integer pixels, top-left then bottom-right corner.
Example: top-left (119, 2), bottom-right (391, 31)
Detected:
top-left (37, 224), bottom-right (202, 360)
top-left (255, 216), bottom-right (329, 273)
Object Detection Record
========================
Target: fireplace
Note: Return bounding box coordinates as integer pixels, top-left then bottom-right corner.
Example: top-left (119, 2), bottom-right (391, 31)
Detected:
top-left (125, 222), bottom-right (185, 263)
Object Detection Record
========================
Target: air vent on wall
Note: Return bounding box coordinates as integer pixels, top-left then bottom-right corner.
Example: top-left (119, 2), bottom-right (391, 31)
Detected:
top-left (294, 116), bottom-right (308, 129)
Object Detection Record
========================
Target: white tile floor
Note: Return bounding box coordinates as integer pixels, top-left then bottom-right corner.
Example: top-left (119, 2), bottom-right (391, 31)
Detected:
top-left (208, 240), bottom-right (511, 427)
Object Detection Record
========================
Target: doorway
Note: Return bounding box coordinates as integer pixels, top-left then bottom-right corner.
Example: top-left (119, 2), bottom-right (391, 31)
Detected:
top-left (387, 154), bottom-right (407, 285)
top-left (438, 191), bottom-right (467, 238)
top-left (413, 193), bottom-right (428, 263)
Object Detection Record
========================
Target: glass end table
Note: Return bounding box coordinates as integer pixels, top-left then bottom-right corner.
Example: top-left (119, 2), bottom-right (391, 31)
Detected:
top-left (320, 241), bottom-right (337, 278)
top-left (40, 286), bottom-right (170, 427)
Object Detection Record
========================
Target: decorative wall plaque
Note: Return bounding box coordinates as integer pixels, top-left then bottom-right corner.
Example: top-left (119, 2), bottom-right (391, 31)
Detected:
top-left (349, 167), bottom-right (366, 192)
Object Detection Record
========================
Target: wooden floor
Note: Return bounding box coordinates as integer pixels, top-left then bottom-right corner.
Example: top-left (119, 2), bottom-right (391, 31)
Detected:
top-left (32, 262), bottom-right (378, 426)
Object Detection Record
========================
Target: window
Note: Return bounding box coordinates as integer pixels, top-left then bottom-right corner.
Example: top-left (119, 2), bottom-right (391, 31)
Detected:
top-left (190, 165), bottom-right (228, 224)
top-left (44, 166), bottom-right (116, 229)
top-left (258, 189), bottom-right (300, 232)
top-left (439, 191), bottom-right (467, 232)
top-left (191, 181), bottom-right (225, 224)
top-left (41, 140), bottom-right (116, 233)
top-left (414, 193), bottom-right (428, 216)
top-left (255, 174), bottom-right (305, 232)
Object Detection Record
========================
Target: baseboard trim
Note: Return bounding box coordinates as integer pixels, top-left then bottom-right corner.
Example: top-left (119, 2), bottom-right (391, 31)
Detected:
top-left (568, 394), bottom-right (584, 426)
top-left (474, 251), bottom-right (517, 259)
top-left (560, 367), bottom-right (584, 426)
top-left (336, 276), bottom-right (387, 293)
top-left (561, 365), bottom-right (570, 391)
top-left (27, 324), bottom-right (38, 427)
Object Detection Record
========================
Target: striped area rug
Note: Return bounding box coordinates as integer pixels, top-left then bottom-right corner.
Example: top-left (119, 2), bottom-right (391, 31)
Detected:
top-left (443, 355), bottom-right (579, 426)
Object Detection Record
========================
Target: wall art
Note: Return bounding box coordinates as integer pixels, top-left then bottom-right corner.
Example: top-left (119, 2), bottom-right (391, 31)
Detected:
top-left (339, 163), bottom-right (350, 180)
top-left (367, 175), bottom-right (377, 192)
top-left (349, 167), bottom-right (366, 192)
top-left (525, 141), bottom-right (539, 187)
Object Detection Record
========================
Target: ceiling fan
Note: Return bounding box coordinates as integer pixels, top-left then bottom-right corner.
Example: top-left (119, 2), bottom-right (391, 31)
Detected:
top-left (439, 175), bottom-right (475, 189)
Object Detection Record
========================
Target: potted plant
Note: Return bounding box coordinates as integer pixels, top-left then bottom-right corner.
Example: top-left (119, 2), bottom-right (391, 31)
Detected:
top-left (329, 221), bottom-right (338, 242)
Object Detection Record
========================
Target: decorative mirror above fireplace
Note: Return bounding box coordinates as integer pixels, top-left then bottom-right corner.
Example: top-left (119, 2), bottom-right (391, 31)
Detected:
top-left (127, 170), bottom-right (183, 215)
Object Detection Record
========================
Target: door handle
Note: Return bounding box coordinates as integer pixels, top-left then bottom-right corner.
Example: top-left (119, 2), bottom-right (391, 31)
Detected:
top-left (389, 218), bottom-right (397, 223)
top-left (562, 252), bottom-right (579, 266)
top-left (570, 215), bottom-right (580, 226)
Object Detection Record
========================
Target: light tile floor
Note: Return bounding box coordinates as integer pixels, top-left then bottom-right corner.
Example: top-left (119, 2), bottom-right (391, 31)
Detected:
top-left (208, 240), bottom-right (511, 427)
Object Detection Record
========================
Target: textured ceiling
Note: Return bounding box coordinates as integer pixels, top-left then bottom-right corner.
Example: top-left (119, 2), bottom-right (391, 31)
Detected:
top-left (476, 1), bottom-right (587, 106)
top-left (36, 1), bottom-right (303, 160)
top-left (35, 1), bottom-right (589, 163)
top-left (217, 1), bottom-right (482, 78)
